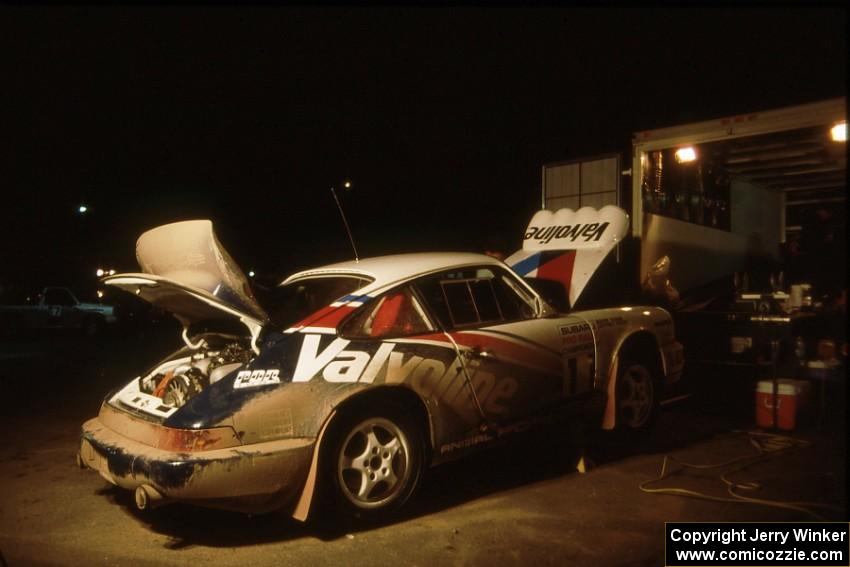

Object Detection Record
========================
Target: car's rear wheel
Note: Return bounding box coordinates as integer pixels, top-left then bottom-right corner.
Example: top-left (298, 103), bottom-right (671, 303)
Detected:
top-left (326, 405), bottom-right (424, 520)
top-left (615, 356), bottom-right (659, 432)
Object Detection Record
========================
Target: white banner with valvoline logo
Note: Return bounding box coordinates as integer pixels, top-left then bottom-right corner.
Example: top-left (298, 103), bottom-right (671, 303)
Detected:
top-left (506, 206), bottom-right (629, 307)
top-left (522, 205), bottom-right (628, 252)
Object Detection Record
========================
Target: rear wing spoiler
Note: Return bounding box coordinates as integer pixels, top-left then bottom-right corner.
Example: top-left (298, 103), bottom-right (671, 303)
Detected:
top-left (505, 205), bottom-right (629, 308)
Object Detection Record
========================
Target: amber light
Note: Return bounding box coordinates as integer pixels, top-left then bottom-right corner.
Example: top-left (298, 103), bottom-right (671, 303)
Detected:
top-left (156, 426), bottom-right (241, 452)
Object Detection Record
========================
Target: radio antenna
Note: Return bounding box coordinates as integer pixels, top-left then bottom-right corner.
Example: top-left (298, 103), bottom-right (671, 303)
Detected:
top-left (330, 184), bottom-right (359, 262)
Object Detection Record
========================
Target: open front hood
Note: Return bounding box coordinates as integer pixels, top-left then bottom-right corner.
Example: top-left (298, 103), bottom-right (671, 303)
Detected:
top-left (105, 220), bottom-right (269, 345)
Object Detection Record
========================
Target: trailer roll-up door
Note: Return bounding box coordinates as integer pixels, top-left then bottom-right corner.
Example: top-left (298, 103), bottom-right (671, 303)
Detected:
top-left (541, 154), bottom-right (622, 211)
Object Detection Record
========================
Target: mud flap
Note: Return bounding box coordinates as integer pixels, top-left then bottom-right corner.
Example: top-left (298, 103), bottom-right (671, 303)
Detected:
top-left (601, 355), bottom-right (618, 430)
top-left (291, 410), bottom-right (336, 521)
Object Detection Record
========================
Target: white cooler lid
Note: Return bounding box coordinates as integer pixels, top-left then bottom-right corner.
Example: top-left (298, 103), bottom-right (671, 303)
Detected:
top-left (756, 379), bottom-right (801, 396)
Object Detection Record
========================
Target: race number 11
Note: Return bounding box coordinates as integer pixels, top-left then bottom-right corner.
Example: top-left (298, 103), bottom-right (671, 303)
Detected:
top-left (563, 354), bottom-right (594, 397)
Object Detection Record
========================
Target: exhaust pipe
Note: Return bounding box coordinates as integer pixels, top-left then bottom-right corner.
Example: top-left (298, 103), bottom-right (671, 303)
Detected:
top-left (134, 485), bottom-right (167, 510)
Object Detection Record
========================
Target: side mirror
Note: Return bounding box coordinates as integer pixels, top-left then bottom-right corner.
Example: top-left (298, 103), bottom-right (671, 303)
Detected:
top-left (524, 277), bottom-right (570, 313)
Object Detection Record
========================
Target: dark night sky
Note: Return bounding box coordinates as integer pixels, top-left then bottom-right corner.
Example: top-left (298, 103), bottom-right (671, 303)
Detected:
top-left (1, 6), bottom-right (846, 290)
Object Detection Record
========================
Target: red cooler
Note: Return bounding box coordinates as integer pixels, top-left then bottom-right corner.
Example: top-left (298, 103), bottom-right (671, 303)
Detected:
top-left (756, 379), bottom-right (803, 430)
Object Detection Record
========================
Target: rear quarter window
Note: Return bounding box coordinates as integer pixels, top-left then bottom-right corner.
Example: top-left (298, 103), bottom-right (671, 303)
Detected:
top-left (341, 285), bottom-right (433, 339)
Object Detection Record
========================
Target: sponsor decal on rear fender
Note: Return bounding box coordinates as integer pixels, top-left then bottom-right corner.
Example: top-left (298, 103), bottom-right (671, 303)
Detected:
top-left (290, 335), bottom-right (414, 384)
top-left (289, 334), bottom-right (462, 386)
top-left (233, 369), bottom-right (281, 389)
top-left (279, 334), bottom-right (521, 414)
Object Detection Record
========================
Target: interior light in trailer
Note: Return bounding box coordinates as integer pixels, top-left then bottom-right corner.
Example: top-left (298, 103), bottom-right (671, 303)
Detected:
top-left (674, 147), bottom-right (697, 163)
top-left (831, 121), bottom-right (846, 142)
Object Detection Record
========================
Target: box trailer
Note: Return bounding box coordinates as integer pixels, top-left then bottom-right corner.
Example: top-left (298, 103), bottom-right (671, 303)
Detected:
top-left (542, 97), bottom-right (846, 302)
top-left (541, 98), bottom-right (845, 385)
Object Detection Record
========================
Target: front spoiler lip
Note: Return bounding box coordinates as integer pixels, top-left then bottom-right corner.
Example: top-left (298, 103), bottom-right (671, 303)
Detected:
top-left (79, 415), bottom-right (315, 514)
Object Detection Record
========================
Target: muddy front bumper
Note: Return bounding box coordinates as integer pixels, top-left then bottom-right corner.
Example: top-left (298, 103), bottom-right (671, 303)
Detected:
top-left (78, 408), bottom-right (315, 514)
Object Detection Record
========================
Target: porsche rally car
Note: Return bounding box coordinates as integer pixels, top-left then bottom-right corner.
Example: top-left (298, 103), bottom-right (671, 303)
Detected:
top-left (78, 205), bottom-right (683, 520)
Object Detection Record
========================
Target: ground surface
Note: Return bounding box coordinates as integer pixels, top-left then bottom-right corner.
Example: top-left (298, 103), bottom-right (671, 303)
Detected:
top-left (0, 332), bottom-right (845, 567)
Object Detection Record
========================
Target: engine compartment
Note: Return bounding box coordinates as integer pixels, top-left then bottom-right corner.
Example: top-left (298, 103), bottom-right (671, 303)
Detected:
top-left (110, 335), bottom-right (253, 420)
top-left (140, 341), bottom-right (253, 409)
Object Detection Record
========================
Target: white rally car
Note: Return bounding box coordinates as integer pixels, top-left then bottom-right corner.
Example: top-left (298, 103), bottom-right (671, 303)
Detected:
top-left (78, 205), bottom-right (683, 520)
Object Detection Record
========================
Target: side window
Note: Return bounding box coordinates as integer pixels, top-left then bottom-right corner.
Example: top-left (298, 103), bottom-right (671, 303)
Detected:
top-left (441, 281), bottom-right (478, 325)
top-left (416, 266), bottom-right (536, 329)
top-left (493, 273), bottom-right (537, 320)
top-left (44, 288), bottom-right (75, 306)
top-left (341, 285), bottom-right (434, 339)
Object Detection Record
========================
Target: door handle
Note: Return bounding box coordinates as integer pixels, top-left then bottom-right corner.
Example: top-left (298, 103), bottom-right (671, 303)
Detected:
top-left (464, 346), bottom-right (496, 360)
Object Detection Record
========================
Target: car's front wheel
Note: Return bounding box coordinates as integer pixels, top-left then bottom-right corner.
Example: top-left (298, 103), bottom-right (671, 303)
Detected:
top-left (615, 356), bottom-right (659, 432)
top-left (326, 405), bottom-right (424, 520)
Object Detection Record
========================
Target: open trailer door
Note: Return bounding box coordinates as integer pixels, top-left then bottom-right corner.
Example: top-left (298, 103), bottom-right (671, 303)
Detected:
top-left (630, 97), bottom-right (846, 296)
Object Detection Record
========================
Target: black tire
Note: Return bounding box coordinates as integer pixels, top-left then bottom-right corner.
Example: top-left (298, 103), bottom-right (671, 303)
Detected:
top-left (323, 402), bottom-right (424, 521)
top-left (614, 354), bottom-right (660, 434)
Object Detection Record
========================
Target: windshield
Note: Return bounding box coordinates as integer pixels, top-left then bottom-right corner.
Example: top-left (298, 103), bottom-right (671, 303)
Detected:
top-left (257, 276), bottom-right (372, 329)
